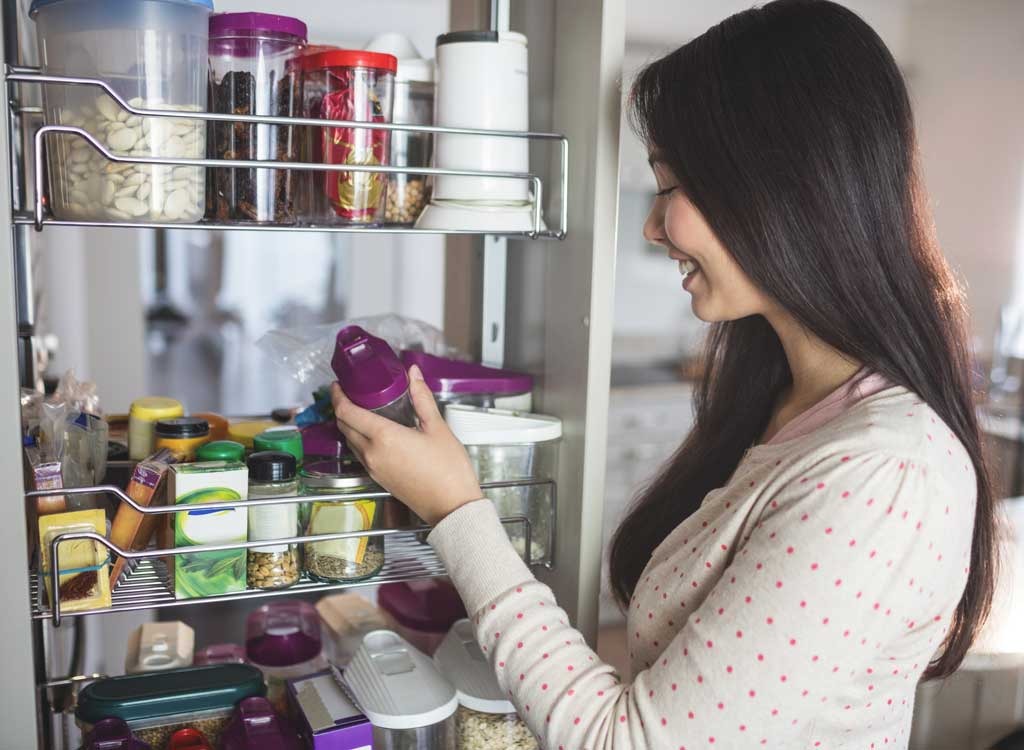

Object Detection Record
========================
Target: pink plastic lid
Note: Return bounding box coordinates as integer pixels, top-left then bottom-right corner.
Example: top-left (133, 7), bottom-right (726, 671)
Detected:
top-left (245, 601), bottom-right (322, 668)
top-left (332, 326), bottom-right (409, 411)
top-left (377, 580), bottom-right (467, 634)
top-left (400, 351), bottom-right (533, 395)
top-left (221, 697), bottom-right (303, 750)
top-left (300, 421), bottom-right (347, 459)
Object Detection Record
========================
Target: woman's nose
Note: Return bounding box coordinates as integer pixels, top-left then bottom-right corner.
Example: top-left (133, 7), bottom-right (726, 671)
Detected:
top-left (643, 201), bottom-right (666, 245)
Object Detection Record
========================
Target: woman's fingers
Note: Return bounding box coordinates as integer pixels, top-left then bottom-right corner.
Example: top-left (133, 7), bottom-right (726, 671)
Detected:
top-left (331, 382), bottom-right (391, 438)
top-left (408, 365), bottom-right (443, 431)
top-left (334, 415), bottom-right (370, 458)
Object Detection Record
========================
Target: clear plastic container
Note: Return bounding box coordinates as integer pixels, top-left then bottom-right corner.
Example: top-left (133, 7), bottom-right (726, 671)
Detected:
top-left (207, 13), bottom-right (307, 223)
top-left (454, 706), bottom-right (536, 750)
top-left (245, 601), bottom-right (327, 715)
top-left (30, 0), bottom-right (211, 223)
top-left (246, 452), bottom-right (300, 590)
top-left (298, 49), bottom-right (396, 225)
top-left (300, 458), bottom-right (384, 582)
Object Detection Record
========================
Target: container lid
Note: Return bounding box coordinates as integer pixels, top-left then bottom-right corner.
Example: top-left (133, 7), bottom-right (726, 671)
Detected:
top-left (304, 48), bottom-right (398, 74)
top-left (434, 619), bottom-right (515, 714)
top-left (344, 630), bottom-right (457, 729)
top-left (299, 457), bottom-right (376, 491)
top-left (197, 440), bottom-right (246, 463)
top-left (366, 32), bottom-right (434, 83)
top-left (154, 417), bottom-right (210, 439)
top-left (400, 351), bottom-right (533, 396)
top-left (228, 420), bottom-right (279, 449)
top-left (254, 427), bottom-right (304, 464)
top-left (436, 30), bottom-right (527, 47)
top-left (82, 718), bottom-right (151, 750)
top-left (377, 579), bottom-right (466, 634)
top-left (247, 451), bottom-right (296, 483)
top-left (30, 0), bottom-right (213, 16)
top-left (221, 697), bottom-right (303, 750)
top-left (167, 728), bottom-right (211, 750)
top-left (331, 326), bottom-right (409, 411)
top-left (193, 643), bottom-right (247, 667)
top-left (209, 12), bottom-right (307, 41)
top-left (245, 601), bottom-right (322, 668)
top-left (75, 664), bottom-right (265, 724)
top-left (129, 397), bottom-right (184, 421)
top-left (445, 404), bottom-right (562, 444)
top-left (300, 422), bottom-right (347, 459)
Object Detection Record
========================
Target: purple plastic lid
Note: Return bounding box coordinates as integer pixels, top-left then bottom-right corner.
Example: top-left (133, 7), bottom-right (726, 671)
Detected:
top-left (377, 580), bottom-right (467, 634)
top-left (83, 718), bottom-right (152, 750)
top-left (300, 422), bottom-right (347, 459)
top-left (245, 601), bottom-right (323, 668)
top-left (222, 697), bottom-right (303, 750)
top-left (332, 326), bottom-right (410, 411)
top-left (210, 12), bottom-right (308, 41)
top-left (400, 351), bottom-right (534, 395)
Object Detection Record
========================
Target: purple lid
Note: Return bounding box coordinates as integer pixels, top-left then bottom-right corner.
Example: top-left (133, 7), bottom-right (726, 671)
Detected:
top-left (400, 351), bottom-right (534, 395)
top-left (332, 326), bottom-right (410, 411)
top-left (300, 422), bottom-right (347, 459)
top-left (194, 643), bottom-right (247, 667)
top-left (210, 12), bottom-right (308, 41)
top-left (377, 580), bottom-right (467, 634)
top-left (245, 601), bottom-right (323, 668)
top-left (83, 718), bottom-right (152, 750)
top-left (222, 697), bottom-right (303, 750)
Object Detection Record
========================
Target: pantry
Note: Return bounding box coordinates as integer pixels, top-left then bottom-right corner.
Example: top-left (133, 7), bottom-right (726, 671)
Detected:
top-left (0, 0), bottom-right (624, 748)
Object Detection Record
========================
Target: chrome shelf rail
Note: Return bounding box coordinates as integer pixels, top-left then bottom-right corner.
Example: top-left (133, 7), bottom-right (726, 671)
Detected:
top-left (6, 66), bottom-right (569, 238)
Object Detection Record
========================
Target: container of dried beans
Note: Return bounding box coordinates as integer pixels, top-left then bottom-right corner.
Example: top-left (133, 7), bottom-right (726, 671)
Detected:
top-left (207, 12), bottom-right (307, 223)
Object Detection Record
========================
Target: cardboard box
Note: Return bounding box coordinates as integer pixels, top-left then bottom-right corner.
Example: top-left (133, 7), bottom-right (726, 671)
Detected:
top-left (39, 509), bottom-right (111, 613)
top-left (288, 669), bottom-right (373, 750)
top-left (109, 448), bottom-right (178, 588)
top-left (166, 461), bottom-right (248, 599)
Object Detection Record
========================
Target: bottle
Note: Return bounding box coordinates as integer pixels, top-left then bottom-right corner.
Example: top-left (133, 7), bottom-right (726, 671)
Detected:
top-left (247, 451), bottom-right (300, 590)
top-left (331, 325), bottom-right (416, 427)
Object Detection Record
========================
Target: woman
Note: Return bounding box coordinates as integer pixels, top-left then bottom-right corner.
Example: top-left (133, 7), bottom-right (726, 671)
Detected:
top-left (332, 0), bottom-right (997, 746)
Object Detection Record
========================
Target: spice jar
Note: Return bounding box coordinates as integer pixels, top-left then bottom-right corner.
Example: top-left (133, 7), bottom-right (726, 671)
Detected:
top-left (298, 49), bottom-right (396, 225)
top-left (300, 458), bottom-right (384, 583)
top-left (207, 12), bottom-right (307, 223)
top-left (253, 426), bottom-right (304, 467)
top-left (247, 451), bottom-right (300, 590)
top-left (154, 417), bottom-right (211, 460)
top-left (128, 397), bottom-right (184, 460)
top-left (197, 440), bottom-right (246, 463)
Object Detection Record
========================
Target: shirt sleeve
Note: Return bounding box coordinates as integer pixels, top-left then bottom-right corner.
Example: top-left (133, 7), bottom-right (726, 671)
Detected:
top-left (428, 451), bottom-right (965, 750)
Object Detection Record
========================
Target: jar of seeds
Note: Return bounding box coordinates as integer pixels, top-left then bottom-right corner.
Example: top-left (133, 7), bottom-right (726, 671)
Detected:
top-left (300, 458), bottom-right (384, 582)
top-left (246, 451), bottom-right (300, 590)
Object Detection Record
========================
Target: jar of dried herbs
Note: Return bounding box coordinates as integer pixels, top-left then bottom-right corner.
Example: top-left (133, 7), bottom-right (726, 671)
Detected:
top-left (247, 451), bottom-right (300, 590)
top-left (207, 13), bottom-right (307, 223)
top-left (300, 458), bottom-right (384, 582)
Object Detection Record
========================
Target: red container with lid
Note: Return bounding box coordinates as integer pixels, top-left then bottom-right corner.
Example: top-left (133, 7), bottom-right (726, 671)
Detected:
top-left (298, 48), bottom-right (397, 225)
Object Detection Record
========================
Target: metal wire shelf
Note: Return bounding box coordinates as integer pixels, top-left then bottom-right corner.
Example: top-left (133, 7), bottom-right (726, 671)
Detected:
top-left (6, 66), bottom-right (568, 238)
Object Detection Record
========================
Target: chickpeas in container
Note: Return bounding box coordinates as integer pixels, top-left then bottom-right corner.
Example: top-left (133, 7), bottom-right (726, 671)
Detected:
top-left (434, 619), bottom-right (539, 750)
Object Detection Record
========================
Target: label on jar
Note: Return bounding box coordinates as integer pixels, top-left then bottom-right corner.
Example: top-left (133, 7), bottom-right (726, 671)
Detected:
top-left (249, 503), bottom-right (298, 553)
top-left (307, 500), bottom-right (375, 563)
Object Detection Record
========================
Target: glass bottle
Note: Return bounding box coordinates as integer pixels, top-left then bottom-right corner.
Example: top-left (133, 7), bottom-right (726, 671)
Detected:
top-left (246, 451), bottom-right (300, 589)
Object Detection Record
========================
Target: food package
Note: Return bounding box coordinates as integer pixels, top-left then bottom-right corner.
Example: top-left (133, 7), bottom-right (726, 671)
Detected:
top-left (110, 448), bottom-right (179, 588)
top-left (39, 509), bottom-right (111, 613)
top-left (289, 669), bottom-right (372, 750)
top-left (24, 443), bottom-right (67, 561)
top-left (164, 462), bottom-right (248, 599)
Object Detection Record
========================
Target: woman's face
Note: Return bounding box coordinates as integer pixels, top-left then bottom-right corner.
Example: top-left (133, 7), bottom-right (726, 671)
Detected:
top-left (643, 158), bottom-right (775, 322)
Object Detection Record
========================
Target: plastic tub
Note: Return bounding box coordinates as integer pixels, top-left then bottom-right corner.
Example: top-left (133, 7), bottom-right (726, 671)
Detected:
top-left (445, 405), bottom-right (560, 565)
top-left (30, 0), bottom-right (211, 223)
top-left (298, 49), bottom-right (396, 225)
top-left (377, 579), bottom-right (466, 656)
top-left (207, 12), bottom-right (307, 223)
top-left (245, 601), bottom-right (327, 715)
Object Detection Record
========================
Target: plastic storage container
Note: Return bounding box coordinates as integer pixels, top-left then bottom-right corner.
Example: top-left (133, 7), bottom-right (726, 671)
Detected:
top-left (316, 592), bottom-right (390, 667)
top-left (332, 325), bottom-right (416, 427)
top-left (300, 421), bottom-right (347, 460)
top-left (207, 12), bottom-right (307, 223)
top-left (299, 458), bottom-right (385, 582)
top-left (377, 579), bottom-right (467, 656)
top-left (298, 49), bottom-right (396, 225)
top-left (75, 664), bottom-right (265, 750)
top-left (246, 452), bottom-right (300, 590)
top-left (128, 397), bottom-right (185, 460)
top-left (400, 351), bottom-right (534, 411)
top-left (30, 0), bottom-right (211, 223)
top-left (435, 619), bottom-right (538, 750)
top-left (366, 33), bottom-right (434, 225)
top-left (345, 630), bottom-right (458, 750)
top-left (445, 405), bottom-right (560, 565)
top-left (125, 622), bottom-right (195, 674)
top-left (82, 718), bottom-right (152, 750)
top-left (221, 696), bottom-right (303, 750)
top-left (245, 601), bottom-right (327, 714)
top-left (166, 729), bottom-right (212, 750)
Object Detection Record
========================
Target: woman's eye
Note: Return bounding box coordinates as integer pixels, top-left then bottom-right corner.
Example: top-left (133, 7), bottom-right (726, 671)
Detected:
top-left (655, 185), bottom-right (679, 198)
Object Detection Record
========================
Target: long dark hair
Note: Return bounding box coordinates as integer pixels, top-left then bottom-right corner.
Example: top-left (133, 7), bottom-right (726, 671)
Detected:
top-left (609, 0), bottom-right (996, 680)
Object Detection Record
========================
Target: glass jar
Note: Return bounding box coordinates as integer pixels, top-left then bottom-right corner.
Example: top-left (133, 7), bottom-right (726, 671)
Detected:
top-left (128, 397), bottom-right (184, 460)
top-left (300, 458), bottom-right (384, 582)
top-left (154, 417), bottom-right (211, 461)
top-left (385, 75), bottom-right (434, 225)
top-left (246, 451), bottom-right (300, 590)
top-left (207, 12), bottom-right (307, 223)
top-left (298, 49), bottom-right (397, 225)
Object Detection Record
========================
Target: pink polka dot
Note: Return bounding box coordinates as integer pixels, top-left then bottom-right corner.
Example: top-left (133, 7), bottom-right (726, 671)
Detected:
top-left (736, 630), bottom-right (743, 638)
top-left (619, 715), bottom-right (626, 724)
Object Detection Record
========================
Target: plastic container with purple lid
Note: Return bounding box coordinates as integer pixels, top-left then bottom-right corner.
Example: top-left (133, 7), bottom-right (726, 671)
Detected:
top-left (207, 12), bottom-right (307, 223)
top-left (221, 696), bottom-right (304, 750)
top-left (400, 351), bottom-right (534, 411)
top-left (332, 326), bottom-right (417, 427)
top-left (245, 601), bottom-right (327, 714)
top-left (81, 718), bottom-right (152, 750)
top-left (377, 579), bottom-right (467, 656)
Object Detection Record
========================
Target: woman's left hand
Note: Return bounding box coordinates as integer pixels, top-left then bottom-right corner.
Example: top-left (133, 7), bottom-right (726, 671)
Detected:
top-left (330, 365), bottom-right (484, 526)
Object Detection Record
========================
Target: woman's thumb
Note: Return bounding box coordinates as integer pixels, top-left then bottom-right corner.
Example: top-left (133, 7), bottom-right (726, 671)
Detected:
top-left (408, 365), bottom-right (442, 429)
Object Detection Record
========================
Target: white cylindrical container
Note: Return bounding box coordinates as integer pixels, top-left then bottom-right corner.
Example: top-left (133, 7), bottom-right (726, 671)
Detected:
top-left (433, 30), bottom-right (529, 205)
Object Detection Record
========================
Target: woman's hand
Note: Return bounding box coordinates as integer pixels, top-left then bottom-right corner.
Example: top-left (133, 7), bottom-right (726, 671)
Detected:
top-left (330, 364), bottom-right (484, 526)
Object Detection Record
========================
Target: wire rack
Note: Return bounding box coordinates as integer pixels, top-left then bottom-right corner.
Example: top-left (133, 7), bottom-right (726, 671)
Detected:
top-left (6, 66), bottom-right (568, 239)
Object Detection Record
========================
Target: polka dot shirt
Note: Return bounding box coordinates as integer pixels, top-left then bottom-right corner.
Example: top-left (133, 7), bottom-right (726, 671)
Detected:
top-left (428, 385), bottom-right (976, 749)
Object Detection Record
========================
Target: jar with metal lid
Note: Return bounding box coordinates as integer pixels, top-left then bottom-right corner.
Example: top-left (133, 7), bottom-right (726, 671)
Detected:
top-left (129, 397), bottom-right (184, 460)
top-left (247, 451), bottom-right (300, 590)
top-left (300, 458), bottom-right (384, 582)
top-left (154, 417), bottom-right (211, 461)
